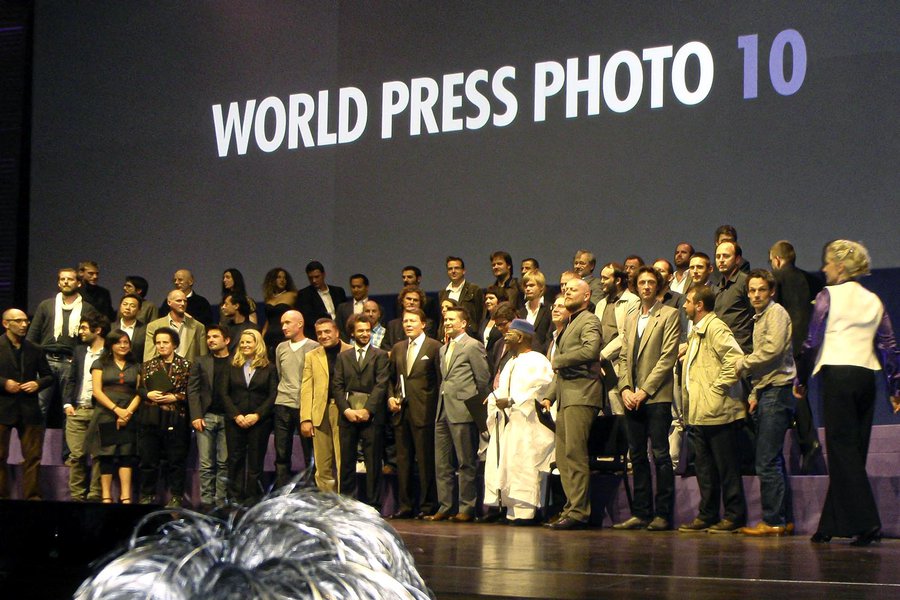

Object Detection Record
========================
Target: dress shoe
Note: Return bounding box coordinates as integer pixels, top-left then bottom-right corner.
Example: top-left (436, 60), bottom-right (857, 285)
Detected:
top-left (740, 522), bottom-right (787, 536)
top-left (549, 517), bottom-right (588, 531)
top-left (646, 517), bottom-right (671, 531)
top-left (391, 509), bottom-right (414, 519)
top-left (543, 513), bottom-right (564, 527)
top-left (678, 518), bottom-right (712, 532)
top-left (850, 527), bottom-right (882, 547)
top-left (477, 508), bottom-right (504, 523)
top-left (785, 522), bottom-right (795, 534)
top-left (423, 512), bottom-right (451, 522)
top-left (415, 511), bottom-right (429, 520)
top-left (800, 441), bottom-right (822, 474)
top-left (508, 517), bottom-right (540, 527)
top-left (708, 519), bottom-right (742, 534)
top-left (612, 516), bottom-right (650, 530)
top-left (450, 513), bottom-right (474, 523)
top-left (810, 531), bottom-right (831, 544)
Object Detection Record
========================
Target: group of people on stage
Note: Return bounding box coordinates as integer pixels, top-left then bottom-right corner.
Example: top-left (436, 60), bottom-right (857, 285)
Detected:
top-left (1, 226), bottom-right (897, 547)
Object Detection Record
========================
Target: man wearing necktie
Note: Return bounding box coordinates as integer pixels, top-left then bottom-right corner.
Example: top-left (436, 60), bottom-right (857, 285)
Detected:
top-left (426, 306), bottom-right (490, 522)
top-left (333, 313), bottom-right (390, 509)
top-left (387, 307), bottom-right (441, 519)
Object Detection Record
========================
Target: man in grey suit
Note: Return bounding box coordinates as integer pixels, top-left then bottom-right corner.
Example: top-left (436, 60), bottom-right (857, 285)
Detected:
top-left (613, 266), bottom-right (681, 531)
top-left (426, 306), bottom-right (490, 522)
top-left (541, 278), bottom-right (602, 530)
top-left (144, 289), bottom-right (207, 362)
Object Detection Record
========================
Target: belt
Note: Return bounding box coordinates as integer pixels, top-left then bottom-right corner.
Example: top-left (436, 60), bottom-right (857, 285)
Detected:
top-left (46, 352), bottom-right (73, 361)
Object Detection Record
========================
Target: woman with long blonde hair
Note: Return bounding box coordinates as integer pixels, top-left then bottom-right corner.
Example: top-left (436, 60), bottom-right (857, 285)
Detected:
top-left (222, 329), bottom-right (278, 504)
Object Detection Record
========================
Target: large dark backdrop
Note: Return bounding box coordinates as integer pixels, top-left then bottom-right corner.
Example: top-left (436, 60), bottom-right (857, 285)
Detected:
top-left (28, 1), bottom-right (899, 304)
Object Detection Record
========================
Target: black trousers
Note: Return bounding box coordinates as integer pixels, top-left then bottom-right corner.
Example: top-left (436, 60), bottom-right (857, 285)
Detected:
top-left (339, 415), bottom-right (383, 507)
top-left (624, 402), bottom-right (674, 520)
top-left (138, 418), bottom-right (190, 497)
top-left (817, 366), bottom-right (880, 536)
top-left (690, 421), bottom-right (747, 524)
top-left (272, 404), bottom-right (313, 489)
top-left (225, 417), bottom-right (273, 504)
top-left (393, 413), bottom-right (437, 515)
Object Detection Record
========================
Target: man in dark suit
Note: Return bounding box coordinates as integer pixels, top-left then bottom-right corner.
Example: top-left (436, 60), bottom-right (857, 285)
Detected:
top-left (62, 313), bottom-right (109, 502)
top-left (541, 278), bottom-right (603, 530)
top-left (116, 293), bottom-right (147, 362)
top-left (387, 307), bottom-right (441, 518)
top-left (0, 308), bottom-right (53, 499)
top-left (383, 286), bottom-right (437, 350)
top-left (187, 324), bottom-right (232, 510)
top-left (335, 274), bottom-right (370, 342)
top-left (438, 256), bottom-right (485, 328)
top-left (334, 314), bottom-right (390, 508)
top-left (488, 303), bottom-right (517, 385)
top-left (769, 240), bottom-right (825, 471)
top-left (520, 270), bottom-right (552, 352)
top-left (490, 251), bottom-right (522, 310)
top-left (613, 266), bottom-right (682, 531)
top-left (78, 261), bottom-right (115, 320)
top-left (161, 269), bottom-right (213, 326)
top-left (427, 306), bottom-right (491, 522)
top-left (295, 261), bottom-right (348, 340)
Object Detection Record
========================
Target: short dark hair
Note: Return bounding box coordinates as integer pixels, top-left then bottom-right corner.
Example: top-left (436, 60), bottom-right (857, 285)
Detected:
top-left (346, 312), bottom-right (372, 336)
top-left (349, 273), bottom-right (370, 287)
top-left (690, 252), bottom-right (711, 265)
top-left (398, 285), bottom-right (426, 309)
top-left (120, 293), bottom-right (143, 309)
top-left (402, 265), bottom-right (422, 278)
top-left (493, 302), bottom-right (517, 322)
top-left (687, 284), bottom-right (716, 312)
top-left (603, 262), bottom-right (629, 290)
top-left (490, 251), bottom-right (512, 269)
top-left (153, 326), bottom-right (180, 348)
top-left (654, 258), bottom-right (674, 273)
top-left (633, 265), bottom-right (664, 290)
top-left (445, 305), bottom-right (469, 324)
top-left (769, 240), bottom-right (796, 264)
top-left (225, 293), bottom-right (252, 318)
top-left (206, 323), bottom-right (231, 340)
top-left (402, 307), bottom-right (428, 323)
top-left (446, 256), bottom-right (465, 269)
top-left (522, 257), bottom-right (540, 269)
top-left (746, 269), bottom-right (776, 293)
top-left (717, 240), bottom-right (743, 257)
top-left (314, 317), bottom-right (338, 331)
top-left (81, 313), bottom-right (111, 337)
top-left (125, 275), bottom-right (149, 298)
top-left (305, 261), bottom-right (325, 274)
top-left (483, 285), bottom-right (509, 302)
top-left (624, 255), bottom-right (645, 266)
top-left (715, 224), bottom-right (738, 242)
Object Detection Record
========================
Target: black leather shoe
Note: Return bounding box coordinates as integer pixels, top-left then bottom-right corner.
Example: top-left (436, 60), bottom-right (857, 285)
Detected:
top-left (850, 527), bottom-right (881, 547)
top-left (390, 509), bottom-right (413, 519)
top-left (612, 516), bottom-right (650, 530)
top-left (477, 508), bottom-right (504, 523)
top-left (508, 517), bottom-right (540, 527)
top-left (543, 513), bottom-right (564, 527)
top-left (810, 531), bottom-right (832, 544)
top-left (415, 511), bottom-right (429, 520)
top-left (549, 517), bottom-right (588, 531)
top-left (800, 441), bottom-right (822, 474)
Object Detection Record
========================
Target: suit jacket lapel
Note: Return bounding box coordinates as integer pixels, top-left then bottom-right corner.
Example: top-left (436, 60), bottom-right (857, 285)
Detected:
top-left (637, 311), bottom-right (657, 358)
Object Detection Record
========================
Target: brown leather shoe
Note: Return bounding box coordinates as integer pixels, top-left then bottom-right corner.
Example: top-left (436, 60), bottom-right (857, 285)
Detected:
top-left (740, 521), bottom-right (787, 536)
top-left (450, 513), bottom-right (474, 523)
top-left (678, 518), bottom-right (712, 532)
top-left (423, 512), bottom-right (451, 522)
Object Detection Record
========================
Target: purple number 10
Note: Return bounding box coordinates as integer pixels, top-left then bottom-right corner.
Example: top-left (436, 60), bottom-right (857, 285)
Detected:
top-left (738, 29), bottom-right (807, 99)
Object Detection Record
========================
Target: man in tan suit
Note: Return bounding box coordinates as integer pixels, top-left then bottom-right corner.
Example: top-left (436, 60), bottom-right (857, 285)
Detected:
top-left (300, 318), bottom-right (352, 492)
top-left (144, 290), bottom-right (207, 362)
top-left (613, 266), bottom-right (681, 531)
top-left (541, 278), bottom-right (602, 530)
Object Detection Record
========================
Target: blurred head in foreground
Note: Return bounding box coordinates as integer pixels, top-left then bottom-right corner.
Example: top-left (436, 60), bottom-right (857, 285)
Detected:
top-left (75, 484), bottom-right (433, 600)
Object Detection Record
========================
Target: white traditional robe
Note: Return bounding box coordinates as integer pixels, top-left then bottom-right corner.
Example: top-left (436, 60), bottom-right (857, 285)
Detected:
top-left (483, 351), bottom-right (555, 518)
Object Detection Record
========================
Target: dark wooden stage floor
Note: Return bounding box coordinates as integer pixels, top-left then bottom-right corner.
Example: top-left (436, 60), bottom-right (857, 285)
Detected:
top-left (392, 521), bottom-right (900, 600)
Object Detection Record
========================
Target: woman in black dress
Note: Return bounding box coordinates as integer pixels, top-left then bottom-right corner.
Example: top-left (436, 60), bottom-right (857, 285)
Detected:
top-left (222, 329), bottom-right (278, 504)
top-left (86, 329), bottom-right (141, 503)
top-left (260, 267), bottom-right (298, 354)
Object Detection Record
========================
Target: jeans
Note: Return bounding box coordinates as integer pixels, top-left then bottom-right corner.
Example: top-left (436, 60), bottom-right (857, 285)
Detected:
top-left (624, 402), bottom-right (674, 520)
top-left (752, 385), bottom-right (795, 526)
top-left (64, 406), bottom-right (102, 500)
top-left (195, 412), bottom-right (228, 505)
top-left (39, 356), bottom-right (73, 459)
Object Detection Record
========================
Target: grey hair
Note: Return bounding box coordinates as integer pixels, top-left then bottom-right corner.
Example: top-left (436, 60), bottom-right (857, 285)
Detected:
top-left (75, 484), bottom-right (433, 600)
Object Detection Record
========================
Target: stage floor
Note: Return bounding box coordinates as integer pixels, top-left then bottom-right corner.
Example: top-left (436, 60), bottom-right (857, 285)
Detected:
top-left (393, 520), bottom-right (899, 600)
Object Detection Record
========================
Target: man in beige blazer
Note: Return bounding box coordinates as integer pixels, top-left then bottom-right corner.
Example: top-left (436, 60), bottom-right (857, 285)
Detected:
top-left (144, 289), bottom-right (207, 362)
top-left (613, 266), bottom-right (681, 531)
top-left (300, 318), bottom-right (352, 492)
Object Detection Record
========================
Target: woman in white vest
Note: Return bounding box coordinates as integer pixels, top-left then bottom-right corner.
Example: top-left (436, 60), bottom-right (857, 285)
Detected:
top-left (794, 239), bottom-right (900, 546)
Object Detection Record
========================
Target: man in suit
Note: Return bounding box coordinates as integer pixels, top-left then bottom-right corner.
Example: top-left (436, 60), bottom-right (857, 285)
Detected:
top-left (769, 240), bottom-right (824, 471)
top-left (334, 314), bottom-right (391, 508)
top-left (295, 261), bottom-right (348, 340)
top-left (438, 256), bottom-right (485, 328)
top-left (520, 270), bottom-right (552, 352)
top-left (300, 318), bottom-right (352, 493)
top-left (272, 310), bottom-right (319, 489)
top-left (0, 308), bottom-right (53, 499)
top-left (612, 266), bottom-right (682, 531)
top-left (144, 289), bottom-right (207, 362)
top-left (426, 306), bottom-right (490, 522)
top-left (541, 278), bottom-right (603, 530)
top-left (714, 241), bottom-right (755, 354)
top-left (383, 286), bottom-right (437, 349)
top-left (490, 251), bottom-right (522, 310)
top-left (116, 293), bottom-right (147, 362)
top-left (78, 261), bottom-right (115, 320)
top-left (160, 269), bottom-right (212, 326)
top-left (335, 274), bottom-right (369, 342)
top-left (387, 307), bottom-right (441, 518)
top-left (593, 263), bottom-right (640, 414)
top-left (62, 313), bottom-right (109, 502)
top-left (122, 275), bottom-right (158, 325)
top-left (488, 303), bottom-right (517, 386)
top-left (187, 325), bottom-right (232, 510)
top-left (573, 250), bottom-right (605, 303)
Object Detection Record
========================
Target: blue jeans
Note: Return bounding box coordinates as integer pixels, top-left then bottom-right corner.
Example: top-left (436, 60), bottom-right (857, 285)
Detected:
top-left (195, 412), bottom-right (228, 505)
top-left (753, 385), bottom-right (795, 526)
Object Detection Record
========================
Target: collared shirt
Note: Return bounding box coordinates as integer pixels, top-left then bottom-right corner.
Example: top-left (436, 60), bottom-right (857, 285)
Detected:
top-left (119, 319), bottom-right (136, 341)
top-left (77, 346), bottom-right (104, 407)
top-left (370, 323), bottom-right (386, 349)
top-left (355, 343), bottom-right (368, 363)
top-left (445, 279), bottom-right (466, 301)
top-left (353, 298), bottom-right (367, 314)
top-left (243, 362), bottom-right (255, 385)
top-left (670, 271), bottom-right (690, 294)
top-left (168, 316), bottom-right (187, 356)
top-left (406, 332), bottom-right (426, 371)
top-left (525, 297), bottom-right (544, 325)
top-left (741, 300), bottom-right (796, 400)
top-left (318, 287), bottom-right (336, 318)
top-left (637, 307), bottom-right (652, 339)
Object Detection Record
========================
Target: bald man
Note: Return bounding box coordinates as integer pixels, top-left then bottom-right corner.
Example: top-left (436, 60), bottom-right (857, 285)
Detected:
top-left (0, 309), bottom-right (53, 499)
top-left (273, 310), bottom-right (320, 488)
top-left (542, 279), bottom-right (603, 530)
top-left (145, 289), bottom-right (207, 362)
top-left (161, 269), bottom-right (212, 326)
